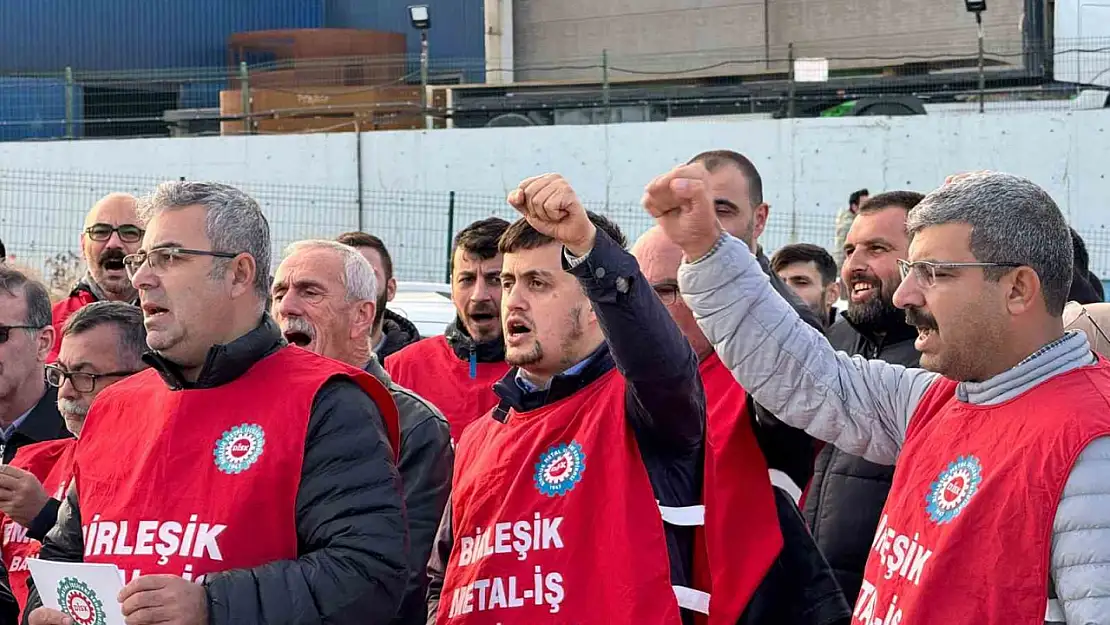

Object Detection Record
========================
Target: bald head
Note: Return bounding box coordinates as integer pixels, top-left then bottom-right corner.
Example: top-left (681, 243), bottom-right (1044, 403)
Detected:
top-left (81, 193), bottom-right (143, 300)
top-left (85, 193), bottom-right (140, 228)
top-left (631, 226), bottom-right (685, 286)
top-left (632, 226), bottom-right (714, 361)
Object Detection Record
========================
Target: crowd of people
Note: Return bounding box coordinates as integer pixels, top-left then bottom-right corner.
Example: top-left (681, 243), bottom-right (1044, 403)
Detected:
top-left (0, 149), bottom-right (1107, 625)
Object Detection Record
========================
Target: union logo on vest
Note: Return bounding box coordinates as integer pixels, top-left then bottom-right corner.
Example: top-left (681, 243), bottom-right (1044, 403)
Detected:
top-left (56, 577), bottom-right (105, 625)
top-left (534, 441), bottom-right (586, 497)
top-left (213, 423), bottom-right (266, 475)
top-left (925, 455), bottom-right (983, 524)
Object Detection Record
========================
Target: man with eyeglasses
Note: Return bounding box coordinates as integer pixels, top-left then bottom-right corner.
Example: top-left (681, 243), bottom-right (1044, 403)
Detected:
top-left (25, 181), bottom-right (406, 625)
top-left (630, 225), bottom-right (851, 625)
top-left (645, 166), bottom-right (1110, 624)
top-left (0, 267), bottom-right (69, 467)
top-left (0, 301), bottom-right (145, 619)
top-left (49, 193), bottom-right (144, 362)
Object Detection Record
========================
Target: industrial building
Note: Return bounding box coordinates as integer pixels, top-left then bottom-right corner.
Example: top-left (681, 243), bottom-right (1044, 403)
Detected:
top-left (0, 0), bottom-right (1103, 140)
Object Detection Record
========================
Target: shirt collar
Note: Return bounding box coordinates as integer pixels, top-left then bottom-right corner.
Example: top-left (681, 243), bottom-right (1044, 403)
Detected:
top-left (2, 402), bottom-right (37, 442)
top-left (514, 351), bottom-right (597, 393)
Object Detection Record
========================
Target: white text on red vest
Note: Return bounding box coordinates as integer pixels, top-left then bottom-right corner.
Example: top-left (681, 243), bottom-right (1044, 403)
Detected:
top-left (81, 515), bottom-right (226, 565)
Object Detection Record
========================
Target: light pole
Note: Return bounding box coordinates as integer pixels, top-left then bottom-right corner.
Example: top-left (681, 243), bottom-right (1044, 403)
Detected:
top-left (408, 5), bottom-right (432, 129)
top-left (964, 0), bottom-right (987, 114)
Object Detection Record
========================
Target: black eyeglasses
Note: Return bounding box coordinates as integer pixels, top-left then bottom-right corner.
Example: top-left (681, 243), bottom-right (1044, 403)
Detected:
top-left (85, 223), bottom-right (144, 243)
top-left (123, 248), bottom-right (242, 278)
top-left (0, 325), bottom-right (43, 344)
top-left (652, 284), bottom-right (680, 305)
top-left (896, 259), bottom-right (1023, 289)
top-left (44, 364), bottom-right (138, 393)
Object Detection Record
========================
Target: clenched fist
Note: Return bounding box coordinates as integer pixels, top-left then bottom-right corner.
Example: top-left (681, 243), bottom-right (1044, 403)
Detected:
top-left (507, 174), bottom-right (596, 256)
top-left (0, 464), bottom-right (50, 526)
top-left (641, 163), bottom-right (724, 261)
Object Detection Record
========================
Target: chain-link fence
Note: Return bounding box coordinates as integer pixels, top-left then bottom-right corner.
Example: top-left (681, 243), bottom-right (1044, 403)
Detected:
top-left (2, 169), bottom-right (1107, 301)
top-left (3, 35), bottom-right (1109, 141)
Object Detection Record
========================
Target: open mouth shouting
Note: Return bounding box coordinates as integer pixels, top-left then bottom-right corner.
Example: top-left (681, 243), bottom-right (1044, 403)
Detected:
top-left (281, 317), bottom-right (316, 348)
top-left (905, 308), bottom-right (939, 352)
top-left (505, 316), bottom-right (533, 346)
top-left (141, 302), bottom-right (171, 320)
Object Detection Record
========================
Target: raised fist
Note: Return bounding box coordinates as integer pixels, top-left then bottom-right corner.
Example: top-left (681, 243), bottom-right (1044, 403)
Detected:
top-left (507, 174), bottom-right (596, 255)
top-left (641, 163), bottom-right (724, 261)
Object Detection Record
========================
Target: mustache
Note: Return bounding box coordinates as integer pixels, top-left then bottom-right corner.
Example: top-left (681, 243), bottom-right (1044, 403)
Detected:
top-left (58, 398), bottom-right (88, 418)
top-left (281, 316), bottom-right (316, 338)
top-left (848, 270), bottom-right (882, 287)
top-left (99, 248), bottom-right (127, 266)
top-left (467, 302), bottom-right (498, 317)
top-left (904, 307), bottom-right (938, 331)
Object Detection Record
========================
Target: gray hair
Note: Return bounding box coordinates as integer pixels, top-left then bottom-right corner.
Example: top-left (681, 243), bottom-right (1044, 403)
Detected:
top-left (0, 266), bottom-right (51, 328)
top-left (62, 301), bottom-right (148, 368)
top-left (282, 239), bottom-right (377, 302)
top-left (907, 172), bottom-right (1073, 315)
top-left (140, 181), bottom-right (271, 299)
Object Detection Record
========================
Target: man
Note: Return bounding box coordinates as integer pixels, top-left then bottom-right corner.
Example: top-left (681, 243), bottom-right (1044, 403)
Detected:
top-left (1, 301), bottom-right (146, 617)
top-left (685, 150), bottom-right (820, 490)
top-left (49, 193), bottom-right (144, 362)
top-left (686, 150), bottom-right (825, 333)
top-left (0, 267), bottom-right (69, 465)
top-left (272, 239), bottom-right (452, 625)
top-left (632, 227), bottom-right (851, 625)
top-left (337, 232), bottom-right (422, 359)
top-left (834, 188), bottom-right (869, 268)
top-left (646, 167), bottom-right (1110, 623)
top-left (801, 191), bottom-right (924, 602)
top-left (771, 243), bottom-right (841, 327)
top-left (386, 218), bottom-right (511, 443)
top-left (427, 175), bottom-right (705, 624)
top-left (26, 181), bottom-right (407, 625)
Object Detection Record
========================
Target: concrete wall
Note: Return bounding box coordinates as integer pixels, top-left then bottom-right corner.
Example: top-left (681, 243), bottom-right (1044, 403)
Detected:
top-left (511, 0), bottom-right (1027, 80)
top-left (1, 109), bottom-right (1109, 285)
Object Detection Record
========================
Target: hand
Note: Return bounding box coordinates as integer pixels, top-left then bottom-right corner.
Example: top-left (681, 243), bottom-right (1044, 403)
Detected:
top-left (119, 575), bottom-right (207, 625)
top-left (507, 174), bottom-right (597, 256)
top-left (28, 608), bottom-right (72, 625)
top-left (0, 464), bottom-right (49, 526)
top-left (642, 163), bottom-right (724, 261)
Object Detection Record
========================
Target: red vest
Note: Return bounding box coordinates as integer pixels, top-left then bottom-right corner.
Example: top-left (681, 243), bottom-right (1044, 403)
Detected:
top-left (439, 370), bottom-right (681, 624)
top-left (385, 335), bottom-right (508, 443)
top-left (49, 290), bottom-right (97, 363)
top-left (2, 439), bottom-right (77, 617)
top-left (855, 363), bottom-right (1110, 625)
top-left (75, 347), bottom-right (399, 582)
top-left (696, 354), bottom-right (783, 624)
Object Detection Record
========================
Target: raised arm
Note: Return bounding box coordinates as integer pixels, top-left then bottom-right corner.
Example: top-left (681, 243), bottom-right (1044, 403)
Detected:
top-left (645, 164), bottom-right (939, 465)
top-left (564, 228), bottom-right (704, 455)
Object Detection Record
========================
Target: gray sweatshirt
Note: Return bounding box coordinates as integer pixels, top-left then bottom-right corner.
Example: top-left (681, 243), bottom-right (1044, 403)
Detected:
top-left (679, 234), bottom-right (1110, 625)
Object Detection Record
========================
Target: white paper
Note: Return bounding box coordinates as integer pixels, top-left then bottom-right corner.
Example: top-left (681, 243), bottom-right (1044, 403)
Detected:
top-left (26, 559), bottom-right (126, 625)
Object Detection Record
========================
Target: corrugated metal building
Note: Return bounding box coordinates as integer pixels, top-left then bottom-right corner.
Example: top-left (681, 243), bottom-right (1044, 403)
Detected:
top-left (0, 0), bottom-right (485, 139)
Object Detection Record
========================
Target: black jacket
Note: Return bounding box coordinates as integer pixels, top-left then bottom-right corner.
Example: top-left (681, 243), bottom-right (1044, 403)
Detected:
top-left (426, 229), bottom-right (706, 624)
top-left (801, 312), bottom-right (920, 603)
top-left (377, 310), bottom-right (422, 360)
top-left (364, 356), bottom-right (453, 625)
top-left (2, 385), bottom-right (70, 465)
top-left (24, 316), bottom-right (408, 625)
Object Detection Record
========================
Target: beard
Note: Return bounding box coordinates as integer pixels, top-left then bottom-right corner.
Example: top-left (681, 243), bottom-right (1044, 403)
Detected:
top-left (506, 306), bottom-right (585, 371)
top-left (845, 274), bottom-right (901, 328)
top-left (373, 289), bottom-right (388, 330)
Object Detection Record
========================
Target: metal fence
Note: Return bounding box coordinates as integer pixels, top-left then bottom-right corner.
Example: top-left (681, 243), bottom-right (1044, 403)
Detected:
top-left (2, 169), bottom-right (1108, 301)
top-left (3, 36), bottom-right (1110, 141)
